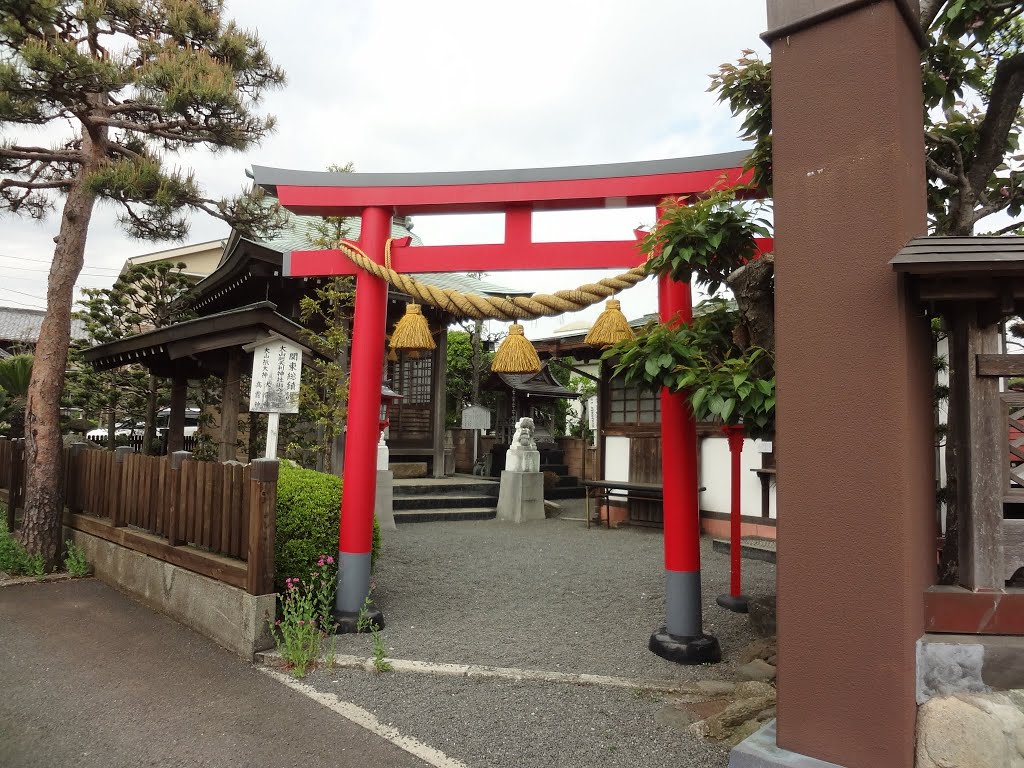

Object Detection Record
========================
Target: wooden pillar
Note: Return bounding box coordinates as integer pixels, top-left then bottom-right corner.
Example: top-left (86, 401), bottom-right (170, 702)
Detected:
top-left (950, 305), bottom-right (1004, 590)
top-left (167, 375), bottom-right (188, 455)
top-left (219, 349), bottom-right (241, 462)
top-left (431, 325), bottom-right (448, 478)
top-left (766, 1), bottom-right (933, 766)
top-left (246, 458), bottom-right (278, 595)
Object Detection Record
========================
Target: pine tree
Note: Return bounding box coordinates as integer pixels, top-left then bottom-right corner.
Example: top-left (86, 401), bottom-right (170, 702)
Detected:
top-left (0, 1), bottom-right (285, 567)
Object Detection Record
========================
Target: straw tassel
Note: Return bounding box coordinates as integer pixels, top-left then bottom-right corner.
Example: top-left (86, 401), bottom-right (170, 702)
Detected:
top-left (491, 323), bottom-right (541, 374)
top-left (584, 299), bottom-right (634, 347)
top-left (390, 304), bottom-right (435, 352)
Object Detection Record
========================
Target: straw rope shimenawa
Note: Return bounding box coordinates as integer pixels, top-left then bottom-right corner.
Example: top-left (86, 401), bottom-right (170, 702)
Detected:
top-left (335, 238), bottom-right (649, 322)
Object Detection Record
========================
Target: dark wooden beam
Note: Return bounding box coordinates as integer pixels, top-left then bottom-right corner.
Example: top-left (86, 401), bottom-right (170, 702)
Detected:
top-left (976, 354), bottom-right (1024, 377)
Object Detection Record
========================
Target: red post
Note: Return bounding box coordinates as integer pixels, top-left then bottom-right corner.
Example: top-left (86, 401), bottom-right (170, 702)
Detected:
top-left (333, 206), bottom-right (391, 631)
top-left (717, 424), bottom-right (749, 613)
top-left (648, 251), bottom-right (720, 664)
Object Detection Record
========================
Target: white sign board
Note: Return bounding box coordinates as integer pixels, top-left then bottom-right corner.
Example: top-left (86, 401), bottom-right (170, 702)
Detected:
top-left (586, 396), bottom-right (598, 432)
top-left (249, 340), bottom-right (302, 414)
top-left (461, 404), bottom-right (492, 431)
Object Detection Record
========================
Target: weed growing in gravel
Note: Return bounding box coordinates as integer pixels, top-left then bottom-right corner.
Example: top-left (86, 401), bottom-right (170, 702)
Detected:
top-left (357, 592), bottom-right (392, 673)
top-left (63, 540), bottom-right (90, 577)
top-left (271, 556), bottom-right (338, 678)
top-left (325, 635), bottom-right (338, 670)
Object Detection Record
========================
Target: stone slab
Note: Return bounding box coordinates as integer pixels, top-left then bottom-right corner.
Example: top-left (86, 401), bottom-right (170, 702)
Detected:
top-left (496, 470), bottom-right (545, 523)
top-left (64, 526), bottom-right (275, 660)
top-left (729, 721), bottom-right (848, 768)
top-left (375, 469), bottom-right (396, 530)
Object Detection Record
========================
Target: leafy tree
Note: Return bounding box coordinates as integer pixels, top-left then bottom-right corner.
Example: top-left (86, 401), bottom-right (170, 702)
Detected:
top-left (445, 329), bottom-right (496, 426)
top-left (0, 1), bottom-right (285, 566)
top-left (71, 261), bottom-right (196, 451)
top-left (0, 354), bottom-right (33, 437)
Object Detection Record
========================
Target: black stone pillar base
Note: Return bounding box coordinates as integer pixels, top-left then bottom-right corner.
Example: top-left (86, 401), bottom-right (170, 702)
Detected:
top-left (716, 593), bottom-right (750, 613)
top-left (649, 627), bottom-right (721, 665)
top-left (331, 605), bottom-right (384, 634)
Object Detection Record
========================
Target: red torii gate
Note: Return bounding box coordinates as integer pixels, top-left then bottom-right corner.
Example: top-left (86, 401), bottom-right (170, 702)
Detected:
top-left (251, 151), bottom-right (761, 663)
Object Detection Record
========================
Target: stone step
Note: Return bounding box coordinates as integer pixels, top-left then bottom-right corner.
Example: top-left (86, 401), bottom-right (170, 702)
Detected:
top-left (392, 482), bottom-right (499, 498)
top-left (553, 474), bottom-right (581, 488)
top-left (393, 494), bottom-right (499, 511)
top-left (712, 538), bottom-right (777, 564)
top-left (538, 448), bottom-right (565, 463)
top-left (394, 507), bottom-right (497, 524)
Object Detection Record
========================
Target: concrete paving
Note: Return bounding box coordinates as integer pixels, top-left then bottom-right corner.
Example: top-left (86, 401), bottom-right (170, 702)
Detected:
top-left (0, 579), bottom-right (429, 768)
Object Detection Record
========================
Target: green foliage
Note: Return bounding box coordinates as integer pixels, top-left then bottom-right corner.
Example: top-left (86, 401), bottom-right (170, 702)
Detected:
top-left (63, 539), bottom-right (90, 577)
top-left (446, 326), bottom-right (496, 426)
top-left (0, 354), bottom-right (32, 396)
top-left (272, 559), bottom-right (337, 678)
top-left (606, 300), bottom-right (775, 438)
top-left (0, 515), bottom-right (44, 577)
top-left (642, 190), bottom-right (771, 295)
top-left (274, 462), bottom-right (380, 592)
top-left (709, 50), bottom-right (772, 192)
top-left (357, 591), bottom-right (391, 672)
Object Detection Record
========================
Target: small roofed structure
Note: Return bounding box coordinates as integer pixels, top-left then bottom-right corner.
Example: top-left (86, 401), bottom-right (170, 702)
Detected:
top-left (484, 364), bottom-right (576, 445)
top-left (891, 236), bottom-right (1024, 619)
top-left (82, 301), bottom-right (322, 457)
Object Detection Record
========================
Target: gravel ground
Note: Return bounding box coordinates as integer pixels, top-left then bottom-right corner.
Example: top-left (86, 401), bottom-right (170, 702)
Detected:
top-left (304, 665), bottom-right (730, 768)
top-left (330, 515), bottom-right (776, 682)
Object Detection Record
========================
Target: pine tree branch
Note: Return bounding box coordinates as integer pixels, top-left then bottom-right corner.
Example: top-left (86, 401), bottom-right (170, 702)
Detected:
top-left (0, 178), bottom-right (73, 191)
top-left (0, 146), bottom-right (82, 164)
top-left (920, 0), bottom-right (946, 29)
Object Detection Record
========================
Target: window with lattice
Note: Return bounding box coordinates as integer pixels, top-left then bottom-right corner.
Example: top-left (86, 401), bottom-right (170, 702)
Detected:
top-left (608, 374), bottom-right (661, 425)
top-left (392, 355), bottom-right (432, 404)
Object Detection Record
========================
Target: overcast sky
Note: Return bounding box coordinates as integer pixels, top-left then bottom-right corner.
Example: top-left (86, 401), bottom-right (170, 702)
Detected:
top-left (0, 1), bottom-right (768, 338)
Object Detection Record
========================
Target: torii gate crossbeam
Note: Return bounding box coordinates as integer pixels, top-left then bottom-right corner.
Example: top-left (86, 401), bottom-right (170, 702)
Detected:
top-left (251, 151), bottom-right (758, 663)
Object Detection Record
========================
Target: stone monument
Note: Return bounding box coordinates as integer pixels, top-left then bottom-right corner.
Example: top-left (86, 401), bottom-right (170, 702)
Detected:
top-left (497, 417), bottom-right (545, 523)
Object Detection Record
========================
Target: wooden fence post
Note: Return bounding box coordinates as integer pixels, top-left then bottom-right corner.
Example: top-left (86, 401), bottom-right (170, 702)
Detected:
top-left (110, 446), bottom-right (132, 527)
top-left (11, 439), bottom-right (25, 524)
top-left (167, 451), bottom-right (191, 546)
top-left (246, 458), bottom-right (279, 596)
top-left (66, 443), bottom-right (86, 515)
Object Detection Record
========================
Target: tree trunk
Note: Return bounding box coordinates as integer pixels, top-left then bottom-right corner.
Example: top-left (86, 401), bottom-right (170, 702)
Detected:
top-left (471, 318), bottom-right (483, 405)
top-left (145, 373), bottom-right (158, 455)
top-left (19, 173), bottom-right (98, 568)
top-left (727, 255), bottom-right (776, 354)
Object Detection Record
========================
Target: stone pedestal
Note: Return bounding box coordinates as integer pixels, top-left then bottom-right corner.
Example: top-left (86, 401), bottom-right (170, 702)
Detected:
top-left (497, 470), bottom-right (545, 523)
top-left (374, 469), bottom-right (395, 530)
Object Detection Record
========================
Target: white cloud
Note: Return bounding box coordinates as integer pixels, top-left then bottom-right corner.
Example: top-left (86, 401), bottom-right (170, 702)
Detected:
top-left (0, 1), bottom-right (768, 320)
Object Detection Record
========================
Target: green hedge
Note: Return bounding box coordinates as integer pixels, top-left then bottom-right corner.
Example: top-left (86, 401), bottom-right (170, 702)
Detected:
top-left (274, 462), bottom-right (381, 592)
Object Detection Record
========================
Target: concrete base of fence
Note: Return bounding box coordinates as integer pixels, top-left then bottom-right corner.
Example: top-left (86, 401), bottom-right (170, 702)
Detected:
top-left (65, 526), bottom-right (276, 660)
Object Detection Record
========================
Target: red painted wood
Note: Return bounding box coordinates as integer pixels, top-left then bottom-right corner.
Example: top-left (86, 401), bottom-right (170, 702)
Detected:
top-left (338, 208), bottom-right (391, 556)
top-left (274, 167), bottom-right (752, 216)
top-left (286, 238), bottom-right (775, 277)
top-left (723, 424), bottom-right (746, 597)
top-left (658, 268), bottom-right (701, 574)
top-left (924, 586), bottom-right (1024, 634)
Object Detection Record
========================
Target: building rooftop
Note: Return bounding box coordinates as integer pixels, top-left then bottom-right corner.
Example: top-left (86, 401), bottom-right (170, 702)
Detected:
top-left (0, 306), bottom-right (87, 346)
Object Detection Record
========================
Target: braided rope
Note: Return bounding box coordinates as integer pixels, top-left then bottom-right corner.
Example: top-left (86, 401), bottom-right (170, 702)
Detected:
top-left (334, 239), bottom-right (649, 321)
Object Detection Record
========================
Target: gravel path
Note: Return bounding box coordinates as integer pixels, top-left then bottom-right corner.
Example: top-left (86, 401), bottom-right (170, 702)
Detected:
top-left (304, 666), bottom-right (729, 768)
top-left (330, 516), bottom-right (776, 682)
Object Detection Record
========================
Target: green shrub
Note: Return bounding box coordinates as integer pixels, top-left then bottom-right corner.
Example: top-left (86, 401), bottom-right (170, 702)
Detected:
top-left (0, 515), bottom-right (43, 577)
top-left (64, 540), bottom-right (91, 577)
top-left (274, 462), bottom-right (380, 592)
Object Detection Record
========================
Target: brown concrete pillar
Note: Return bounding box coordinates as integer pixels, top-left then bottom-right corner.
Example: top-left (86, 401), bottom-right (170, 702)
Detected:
top-left (167, 375), bottom-right (188, 455)
top-left (766, 1), bottom-right (934, 766)
top-left (219, 349), bottom-right (241, 462)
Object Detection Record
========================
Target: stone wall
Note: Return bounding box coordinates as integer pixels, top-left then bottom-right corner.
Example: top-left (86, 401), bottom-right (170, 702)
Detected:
top-left (557, 437), bottom-right (599, 481)
top-left (917, 691), bottom-right (1024, 767)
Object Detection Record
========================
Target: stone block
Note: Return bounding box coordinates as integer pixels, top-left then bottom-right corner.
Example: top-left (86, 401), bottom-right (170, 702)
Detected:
top-left (748, 594), bottom-right (776, 638)
top-left (390, 461), bottom-right (427, 479)
top-left (916, 692), bottom-right (1024, 768)
top-left (64, 526), bottom-right (276, 660)
top-left (737, 660), bottom-right (777, 682)
top-left (496, 470), bottom-right (545, 523)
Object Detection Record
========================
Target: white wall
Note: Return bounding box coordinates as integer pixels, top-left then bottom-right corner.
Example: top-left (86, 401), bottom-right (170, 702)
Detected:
top-left (604, 436), bottom-right (630, 484)
top-left (699, 436), bottom-right (775, 519)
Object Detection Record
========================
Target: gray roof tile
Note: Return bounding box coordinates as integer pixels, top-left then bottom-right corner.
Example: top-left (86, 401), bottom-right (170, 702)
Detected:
top-left (0, 306), bottom-right (87, 345)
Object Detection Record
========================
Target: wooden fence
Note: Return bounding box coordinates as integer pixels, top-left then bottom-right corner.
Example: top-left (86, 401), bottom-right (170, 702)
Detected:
top-left (0, 438), bottom-right (276, 595)
top-left (0, 437), bottom-right (25, 530)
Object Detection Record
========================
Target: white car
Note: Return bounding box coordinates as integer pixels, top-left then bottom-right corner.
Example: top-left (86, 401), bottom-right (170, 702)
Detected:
top-left (85, 420), bottom-right (144, 440)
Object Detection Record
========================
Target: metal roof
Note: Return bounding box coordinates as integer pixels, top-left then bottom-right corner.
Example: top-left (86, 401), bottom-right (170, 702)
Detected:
top-left (251, 152), bottom-right (751, 192)
top-left (0, 306), bottom-right (87, 344)
top-left (487, 365), bottom-right (576, 399)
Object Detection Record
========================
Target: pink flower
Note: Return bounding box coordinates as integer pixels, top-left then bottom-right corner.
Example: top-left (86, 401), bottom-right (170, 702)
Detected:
top-left (317, 558), bottom-right (325, 567)
top-left (326, 556), bottom-right (334, 565)
top-left (298, 620), bottom-right (304, 626)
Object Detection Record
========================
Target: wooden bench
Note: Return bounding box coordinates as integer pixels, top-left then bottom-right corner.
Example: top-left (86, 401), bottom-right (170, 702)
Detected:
top-left (581, 480), bottom-right (704, 529)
